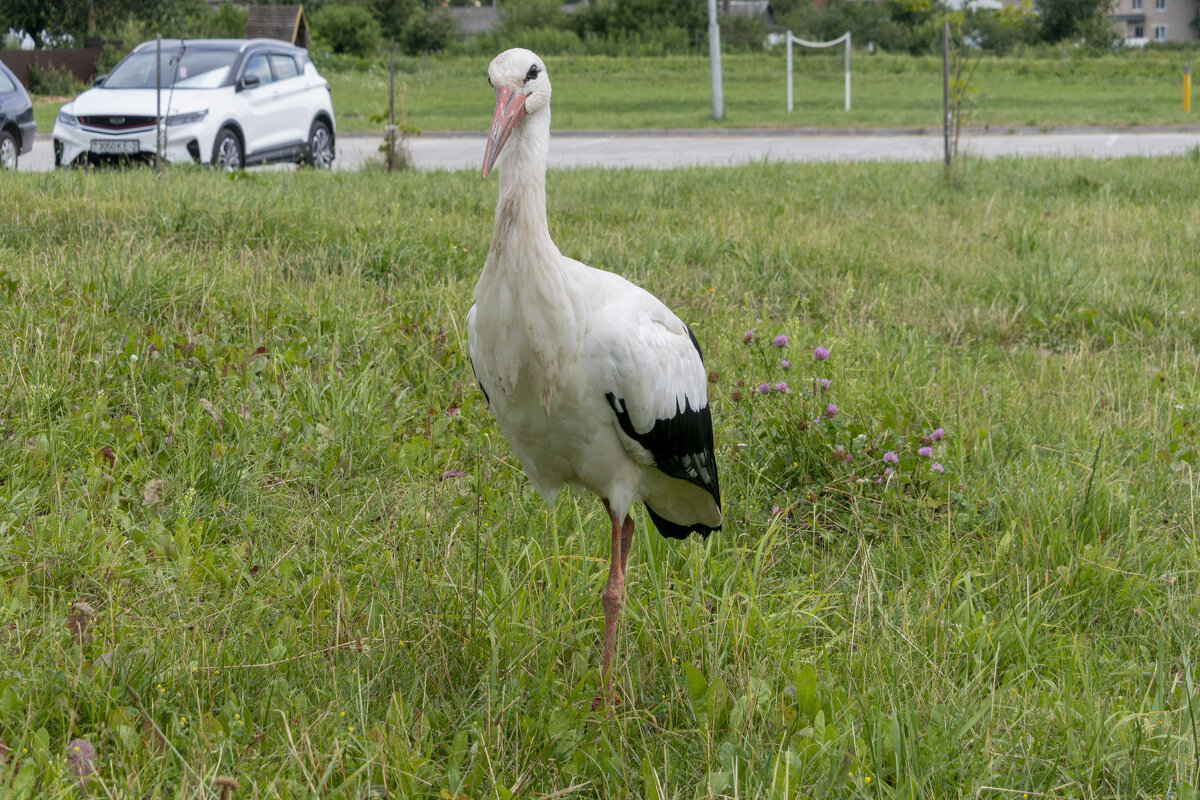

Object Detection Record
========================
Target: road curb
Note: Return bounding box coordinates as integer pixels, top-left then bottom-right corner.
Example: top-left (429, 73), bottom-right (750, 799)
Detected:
top-left (332, 124), bottom-right (1200, 139)
top-left (34, 124), bottom-right (1200, 142)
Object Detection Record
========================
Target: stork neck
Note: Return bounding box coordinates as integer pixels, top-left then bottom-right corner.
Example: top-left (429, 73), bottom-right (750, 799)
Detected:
top-left (491, 110), bottom-right (554, 257)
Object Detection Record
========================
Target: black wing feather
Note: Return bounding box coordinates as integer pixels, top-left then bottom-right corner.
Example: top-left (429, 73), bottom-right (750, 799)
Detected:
top-left (603, 326), bottom-right (721, 540)
top-left (469, 354), bottom-right (490, 407)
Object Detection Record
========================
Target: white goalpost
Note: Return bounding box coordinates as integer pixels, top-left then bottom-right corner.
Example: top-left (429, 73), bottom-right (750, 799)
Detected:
top-left (786, 31), bottom-right (851, 113)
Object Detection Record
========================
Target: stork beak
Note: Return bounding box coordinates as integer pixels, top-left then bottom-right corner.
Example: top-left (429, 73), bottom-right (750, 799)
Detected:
top-left (482, 85), bottom-right (527, 179)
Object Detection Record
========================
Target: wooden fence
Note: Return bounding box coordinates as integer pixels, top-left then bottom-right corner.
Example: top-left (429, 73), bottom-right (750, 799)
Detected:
top-left (0, 48), bottom-right (107, 91)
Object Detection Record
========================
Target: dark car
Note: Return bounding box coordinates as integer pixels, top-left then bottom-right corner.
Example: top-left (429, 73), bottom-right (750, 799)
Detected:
top-left (0, 59), bottom-right (36, 170)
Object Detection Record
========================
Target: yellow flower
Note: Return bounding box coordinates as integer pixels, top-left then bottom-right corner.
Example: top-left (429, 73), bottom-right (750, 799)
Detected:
top-left (74, 746), bottom-right (80, 753)
top-left (864, 776), bottom-right (872, 784)
top-left (180, 716), bottom-right (187, 724)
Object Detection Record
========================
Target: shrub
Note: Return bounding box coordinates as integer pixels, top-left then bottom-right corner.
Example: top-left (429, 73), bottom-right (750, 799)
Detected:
top-left (196, 2), bottom-right (248, 38)
top-left (719, 14), bottom-right (769, 51)
top-left (372, 0), bottom-right (420, 43)
top-left (312, 5), bottom-right (382, 57)
top-left (401, 11), bottom-right (456, 55)
top-left (1037, 0), bottom-right (1120, 46)
top-left (499, 0), bottom-right (571, 35)
top-left (776, 0), bottom-right (945, 54)
top-left (27, 63), bottom-right (81, 96)
top-left (965, 2), bottom-right (1040, 53)
top-left (462, 25), bottom-right (696, 56)
top-left (572, 0), bottom-right (705, 41)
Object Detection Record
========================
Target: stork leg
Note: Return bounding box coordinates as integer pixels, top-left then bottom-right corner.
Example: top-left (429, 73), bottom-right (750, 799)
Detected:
top-left (593, 500), bottom-right (634, 711)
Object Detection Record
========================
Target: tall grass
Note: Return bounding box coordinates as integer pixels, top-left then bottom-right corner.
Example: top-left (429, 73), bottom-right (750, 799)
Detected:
top-left (1, 157), bottom-right (1199, 798)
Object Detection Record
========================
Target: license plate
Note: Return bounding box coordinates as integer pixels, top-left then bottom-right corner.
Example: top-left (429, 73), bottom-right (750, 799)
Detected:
top-left (90, 139), bottom-right (140, 155)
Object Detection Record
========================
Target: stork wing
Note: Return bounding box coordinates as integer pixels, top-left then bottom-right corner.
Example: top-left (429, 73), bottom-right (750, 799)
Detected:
top-left (589, 290), bottom-right (720, 507)
top-left (466, 304), bottom-right (491, 407)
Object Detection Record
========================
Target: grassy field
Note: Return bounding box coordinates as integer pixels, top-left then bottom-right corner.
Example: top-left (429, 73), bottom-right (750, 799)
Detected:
top-left (31, 49), bottom-right (1200, 136)
top-left (2, 155), bottom-right (1200, 798)
top-left (329, 50), bottom-right (1200, 132)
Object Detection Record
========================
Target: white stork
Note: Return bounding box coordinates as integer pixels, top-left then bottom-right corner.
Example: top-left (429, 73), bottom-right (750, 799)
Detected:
top-left (467, 48), bottom-right (722, 709)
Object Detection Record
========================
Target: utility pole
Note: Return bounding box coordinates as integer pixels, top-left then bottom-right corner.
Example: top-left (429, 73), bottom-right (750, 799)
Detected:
top-left (707, 0), bottom-right (723, 121)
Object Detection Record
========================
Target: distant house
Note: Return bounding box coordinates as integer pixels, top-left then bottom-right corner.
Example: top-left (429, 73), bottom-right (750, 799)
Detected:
top-left (1109, 0), bottom-right (1199, 42)
top-left (245, 5), bottom-right (311, 48)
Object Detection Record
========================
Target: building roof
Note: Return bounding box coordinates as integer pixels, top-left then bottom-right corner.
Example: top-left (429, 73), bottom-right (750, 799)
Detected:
top-left (245, 5), bottom-right (310, 47)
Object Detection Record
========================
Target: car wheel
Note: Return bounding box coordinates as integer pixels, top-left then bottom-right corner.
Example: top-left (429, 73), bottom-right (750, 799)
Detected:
top-left (212, 128), bottom-right (243, 171)
top-left (304, 120), bottom-right (333, 169)
top-left (0, 130), bottom-right (18, 170)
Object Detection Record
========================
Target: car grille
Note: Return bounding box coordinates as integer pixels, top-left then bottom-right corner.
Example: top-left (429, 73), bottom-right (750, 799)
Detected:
top-left (79, 115), bottom-right (157, 131)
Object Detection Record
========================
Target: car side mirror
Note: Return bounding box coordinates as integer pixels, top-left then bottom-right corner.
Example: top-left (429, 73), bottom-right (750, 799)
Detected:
top-left (93, 74), bottom-right (107, 87)
top-left (240, 74), bottom-right (260, 90)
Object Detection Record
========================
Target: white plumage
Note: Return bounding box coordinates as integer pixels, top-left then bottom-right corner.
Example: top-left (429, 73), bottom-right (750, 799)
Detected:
top-left (468, 49), bottom-right (721, 709)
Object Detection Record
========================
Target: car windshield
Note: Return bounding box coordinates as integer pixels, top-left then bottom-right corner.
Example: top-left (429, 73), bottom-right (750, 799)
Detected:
top-left (104, 47), bottom-right (238, 89)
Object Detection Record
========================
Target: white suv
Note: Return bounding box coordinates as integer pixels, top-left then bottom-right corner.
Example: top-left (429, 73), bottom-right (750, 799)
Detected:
top-left (53, 38), bottom-right (335, 169)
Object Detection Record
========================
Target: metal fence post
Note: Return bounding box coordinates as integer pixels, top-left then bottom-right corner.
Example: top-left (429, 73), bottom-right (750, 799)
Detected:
top-left (155, 34), bottom-right (163, 176)
top-left (942, 21), bottom-right (950, 168)
top-left (786, 33), bottom-right (793, 113)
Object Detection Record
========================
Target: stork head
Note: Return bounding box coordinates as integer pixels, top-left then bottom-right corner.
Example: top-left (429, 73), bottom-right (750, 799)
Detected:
top-left (482, 48), bottom-right (550, 179)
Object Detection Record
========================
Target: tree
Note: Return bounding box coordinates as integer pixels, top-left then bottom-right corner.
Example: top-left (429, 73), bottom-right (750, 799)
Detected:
top-left (499, 0), bottom-right (570, 36)
top-left (400, 9), bottom-right (455, 53)
top-left (312, 4), bottom-right (382, 56)
top-left (372, 0), bottom-right (418, 43)
top-left (572, 0), bottom-right (706, 40)
top-left (1037, 0), bottom-right (1117, 43)
top-left (0, 0), bottom-right (224, 45)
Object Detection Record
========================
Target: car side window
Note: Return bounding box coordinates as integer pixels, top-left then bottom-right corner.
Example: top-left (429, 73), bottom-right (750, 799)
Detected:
top-left (0, 70), bottom-right (16, 94)
top-left (243, 53), bottom-right (273, 86)
top-left (269, 55), bottom-right (299, 81)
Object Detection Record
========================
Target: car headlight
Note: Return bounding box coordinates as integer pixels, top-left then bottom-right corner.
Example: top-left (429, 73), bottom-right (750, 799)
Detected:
top-left (57, 110), bottom-right (79, 127)
top-left (165, 110), bottom-right (208, 126)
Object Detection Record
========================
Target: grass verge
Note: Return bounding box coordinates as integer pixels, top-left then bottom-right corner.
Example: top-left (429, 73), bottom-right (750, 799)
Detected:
top-left (32, 49), bottom-right (1200, 136)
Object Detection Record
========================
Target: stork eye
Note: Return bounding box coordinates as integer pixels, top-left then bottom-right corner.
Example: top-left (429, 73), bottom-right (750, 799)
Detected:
top-left (525, 65), bottom-right (540, 82)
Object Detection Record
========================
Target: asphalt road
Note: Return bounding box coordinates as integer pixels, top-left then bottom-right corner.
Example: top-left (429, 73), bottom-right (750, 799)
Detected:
top-left (18, 129), bottom-right (1200, 173)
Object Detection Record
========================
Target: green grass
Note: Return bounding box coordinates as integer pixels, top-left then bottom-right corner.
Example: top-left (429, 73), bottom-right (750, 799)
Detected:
top-left (2, 155), bottom-right (1200, 798)
top-left (329, 50), bottom-right (1200, 132)
top-left (32, 49), bottom-right (1200, 136)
